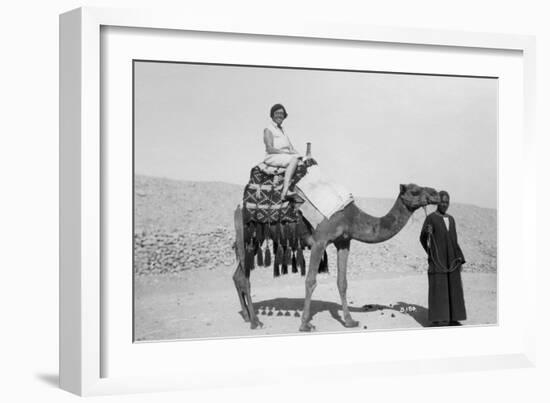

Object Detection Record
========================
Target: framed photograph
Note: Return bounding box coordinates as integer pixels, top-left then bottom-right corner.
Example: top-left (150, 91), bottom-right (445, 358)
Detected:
top-left (60, 7), bottom-right (537, 396)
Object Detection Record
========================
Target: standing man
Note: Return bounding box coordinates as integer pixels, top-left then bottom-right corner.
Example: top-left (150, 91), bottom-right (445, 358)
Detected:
top-left (420, 191), bottom-right (467, 326)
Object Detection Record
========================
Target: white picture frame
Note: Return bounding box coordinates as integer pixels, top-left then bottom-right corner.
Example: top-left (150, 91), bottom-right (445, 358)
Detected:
top-left (59, 6), bottom-right (537, 396)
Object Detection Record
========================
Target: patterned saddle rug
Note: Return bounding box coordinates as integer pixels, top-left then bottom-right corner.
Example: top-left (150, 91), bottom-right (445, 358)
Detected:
top-left (240, 158), bottom-right (329, 277)
top-left (242, 161), bottom-right (308, 223)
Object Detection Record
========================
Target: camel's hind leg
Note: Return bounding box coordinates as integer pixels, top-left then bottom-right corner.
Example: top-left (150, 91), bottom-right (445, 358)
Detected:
top-left (242, 276), bottom-right (263, 329)
top-left (232, 260), bottom-right (263, 328)
top-left (233, 205), bottom-right (263, 329)
top-left (233, 263), bottom-right (250, 322)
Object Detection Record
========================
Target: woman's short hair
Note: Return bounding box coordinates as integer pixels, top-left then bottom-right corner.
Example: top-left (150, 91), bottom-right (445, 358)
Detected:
top-left (270, 104), bottom-right (288, 119)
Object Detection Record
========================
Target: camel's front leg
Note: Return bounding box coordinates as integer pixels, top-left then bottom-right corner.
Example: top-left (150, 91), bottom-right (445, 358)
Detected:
top-left (299, 241), bottom-right (326, 332)
top-left (335, 240), bottom-right (359, 328)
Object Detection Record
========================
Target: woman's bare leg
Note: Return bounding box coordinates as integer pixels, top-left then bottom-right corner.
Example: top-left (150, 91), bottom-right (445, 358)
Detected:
top-left (281, 156), bottom-right (299, 198)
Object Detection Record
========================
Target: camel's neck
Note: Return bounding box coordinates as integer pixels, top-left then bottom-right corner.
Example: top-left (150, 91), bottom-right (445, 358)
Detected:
top-left (349, 198), bottom-right (413, 244)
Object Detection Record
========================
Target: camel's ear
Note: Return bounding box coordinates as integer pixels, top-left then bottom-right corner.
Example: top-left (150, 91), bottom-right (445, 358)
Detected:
top-left (399, 184), bottom-right (407, 195)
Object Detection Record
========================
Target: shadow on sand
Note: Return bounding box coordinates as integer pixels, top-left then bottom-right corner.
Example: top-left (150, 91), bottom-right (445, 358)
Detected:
top-left (252, 298), bottom-right (431, 328)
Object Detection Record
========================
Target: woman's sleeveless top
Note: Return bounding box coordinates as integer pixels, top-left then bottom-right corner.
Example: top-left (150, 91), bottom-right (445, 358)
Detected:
top-left (267, 121), bottom-right (291, 151)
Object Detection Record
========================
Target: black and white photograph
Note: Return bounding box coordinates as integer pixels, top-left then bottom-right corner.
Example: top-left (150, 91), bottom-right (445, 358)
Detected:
top-left (132, 60), bottom-right (497, 341)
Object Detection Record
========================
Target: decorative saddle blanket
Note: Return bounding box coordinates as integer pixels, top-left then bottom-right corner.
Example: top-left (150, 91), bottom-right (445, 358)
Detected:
top-left (242, 160), bottom-right (310, 224)
top-left (240, 158), bottom-right (329, 277)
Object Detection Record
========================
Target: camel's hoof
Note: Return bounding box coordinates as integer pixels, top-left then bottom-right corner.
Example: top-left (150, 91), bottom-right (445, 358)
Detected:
top-left (239, 311), bottom-right (251, 323)
top-left (250, 319), bottom-right (264, 329)
top-left (299, 323), bottom-right (316, 332)
top-left (344, 319), bottom-right (360, 328)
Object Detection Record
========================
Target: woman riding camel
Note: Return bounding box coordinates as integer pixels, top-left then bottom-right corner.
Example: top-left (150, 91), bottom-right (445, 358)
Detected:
top-left (263, 103), bottom-right (301, 199)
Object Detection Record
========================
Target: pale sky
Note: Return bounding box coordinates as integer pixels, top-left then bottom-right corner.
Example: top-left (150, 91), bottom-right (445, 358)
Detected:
top-left (134, 61), bottom-right (497, 209)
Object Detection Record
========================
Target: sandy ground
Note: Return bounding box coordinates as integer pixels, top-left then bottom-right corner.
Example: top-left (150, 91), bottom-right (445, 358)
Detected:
top-left (134, 266), bottom-right (497, 341)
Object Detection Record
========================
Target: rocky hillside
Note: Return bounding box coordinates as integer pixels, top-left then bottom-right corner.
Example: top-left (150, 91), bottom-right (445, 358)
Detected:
top-left (134, 175), bottom-right (497, 276)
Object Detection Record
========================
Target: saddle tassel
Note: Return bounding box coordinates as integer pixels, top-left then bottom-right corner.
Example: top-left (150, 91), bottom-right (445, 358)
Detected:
top-left (284, 244), bottom-right (292, 266)
top-left (246, 222), bottom-right (256, 244)
top-left (264, 222), bottom-right (271, 243)
top-left (278, 243), bottom-right (287, 275)
top-left (273, 241), bottom-right (281, 277)
top-left (289, 223), bottom-right (297, 251)
top-left (244, 243), bottom-right (255, 277)
top-left (243, 222), bottom-right (251, 245)
top-left (264, 241), bottom-right (272, 267)
top-left (291, 251), bottom-right (298, 273)
top-left (269, 223), bottom-right (277, 244)
top-left (282, 223), bottom-right (291, 245)
top-left (256, 222), bottom-right (265, 245)
top-left (273, 261), bottom-right (280, 277)
top-left (319, 250), bottom-right (329, 273)
top-left (276, 223), bottom-right (283, 245)
top-left (256, 245), bottom-right (264, 267)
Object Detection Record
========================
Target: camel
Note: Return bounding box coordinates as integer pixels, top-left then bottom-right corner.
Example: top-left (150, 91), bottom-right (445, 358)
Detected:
top-left (233, 183), bottom-right (441, 332)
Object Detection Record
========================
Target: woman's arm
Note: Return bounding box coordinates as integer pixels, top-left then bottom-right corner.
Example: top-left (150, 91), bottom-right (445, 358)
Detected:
top-left (263, 128), bottom-right (291, 154)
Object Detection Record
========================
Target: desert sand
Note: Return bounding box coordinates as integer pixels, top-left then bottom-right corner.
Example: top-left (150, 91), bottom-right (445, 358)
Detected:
top-left (134, 265), bottom-right (497, 341)
top-left (133, 175), bottom-right (497, 341)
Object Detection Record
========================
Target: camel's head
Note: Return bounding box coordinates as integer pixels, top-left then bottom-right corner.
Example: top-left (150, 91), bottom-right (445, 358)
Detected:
top-left (399, 184), bottom-right (440, 211)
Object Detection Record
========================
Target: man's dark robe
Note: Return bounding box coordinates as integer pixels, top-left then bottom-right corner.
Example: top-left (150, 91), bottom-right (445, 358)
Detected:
top-left (420, 212), bottom-right (467, 323)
